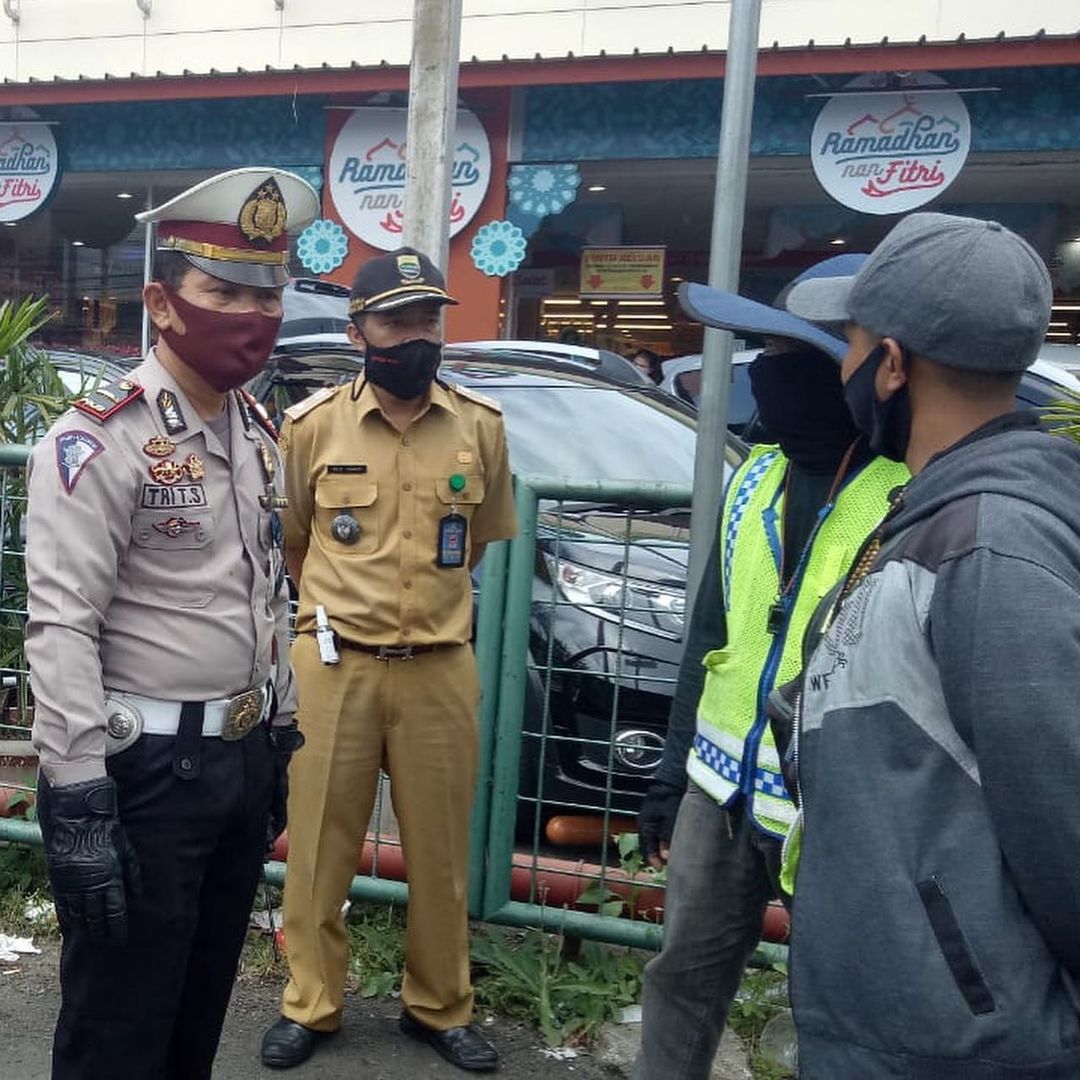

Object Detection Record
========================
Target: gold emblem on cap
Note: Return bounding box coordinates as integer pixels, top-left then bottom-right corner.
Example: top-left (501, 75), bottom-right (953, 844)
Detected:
top-left (396, 253), bottom-right (422, 281)
top-left (239, 177), bottom-right (288, 247)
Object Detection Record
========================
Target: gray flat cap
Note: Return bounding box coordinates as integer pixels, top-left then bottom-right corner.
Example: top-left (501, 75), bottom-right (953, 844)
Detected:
top-left (785, 212), bottom-right (1052, 373)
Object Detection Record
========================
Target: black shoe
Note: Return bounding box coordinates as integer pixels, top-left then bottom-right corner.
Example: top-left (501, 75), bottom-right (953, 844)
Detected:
top-left (400, 1010), bottom-right (499, 1072)
top-left (260, 1017), bottom-right (335, 1069)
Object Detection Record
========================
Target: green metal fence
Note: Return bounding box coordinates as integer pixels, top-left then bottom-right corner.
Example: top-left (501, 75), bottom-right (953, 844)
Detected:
top-left (0, 448), bottom-right (787, 965)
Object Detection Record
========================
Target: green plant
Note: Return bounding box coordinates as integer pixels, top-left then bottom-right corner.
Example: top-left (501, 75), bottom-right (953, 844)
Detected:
top-left (728, 965), bottom-right (794, 1079)
top-left (472, 926), bottom-right (646, 1046)
top-left (0, 843), bottom-right (55, 937)
top-left (575, 831), bottom-right (666, 919)
top-left (346, 900), bottom-right (408, 997)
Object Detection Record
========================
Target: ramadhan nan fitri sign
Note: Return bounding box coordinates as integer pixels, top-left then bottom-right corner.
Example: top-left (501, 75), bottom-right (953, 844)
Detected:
top-left (811, 74), bottom-right (971, 215)
top-left (328, 107), bottom-right (491, 250)
top-left (0, 123), bottom-right (60, 223)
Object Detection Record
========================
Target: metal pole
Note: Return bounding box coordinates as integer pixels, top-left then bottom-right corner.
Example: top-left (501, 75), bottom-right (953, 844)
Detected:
top-left (686, 0), bottom-right (762, 607)
top-left (403, 0), bottom-right (463, 270)
top-left (140, 186), bottom-right (153, 356)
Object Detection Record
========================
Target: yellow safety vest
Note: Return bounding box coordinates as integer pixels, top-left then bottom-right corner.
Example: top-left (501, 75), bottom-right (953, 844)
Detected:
top-left (687, 443), bottom-right (908, 837)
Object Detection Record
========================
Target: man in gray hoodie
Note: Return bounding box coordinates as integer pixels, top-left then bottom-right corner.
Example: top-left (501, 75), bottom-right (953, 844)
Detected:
top-left (780, 213), bottom-right (1080, 1078)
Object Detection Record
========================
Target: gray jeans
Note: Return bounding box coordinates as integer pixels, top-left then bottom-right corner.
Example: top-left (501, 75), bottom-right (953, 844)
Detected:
top-left (633, 784), bottom-right (783, 1080)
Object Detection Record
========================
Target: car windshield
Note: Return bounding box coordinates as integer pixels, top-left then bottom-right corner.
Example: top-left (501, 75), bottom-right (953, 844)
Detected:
top-left (442, 366), bottom-right (697, 485)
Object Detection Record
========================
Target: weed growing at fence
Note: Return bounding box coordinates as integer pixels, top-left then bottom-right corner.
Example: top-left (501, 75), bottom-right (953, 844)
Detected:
top-left (472, 927), bottom-right (645, 1046)
top-left (729, 964), bottom-right (795, 1079)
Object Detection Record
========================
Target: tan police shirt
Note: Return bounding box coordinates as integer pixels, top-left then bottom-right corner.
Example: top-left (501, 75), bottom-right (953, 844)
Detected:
top-left (280, 376), bottom-right (517, 646)
top-left (26, 350), bottom-right (297, 786)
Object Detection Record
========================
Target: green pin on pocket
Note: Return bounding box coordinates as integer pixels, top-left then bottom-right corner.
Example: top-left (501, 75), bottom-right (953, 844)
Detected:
top-left (449, 473), bottom-right (466, 493)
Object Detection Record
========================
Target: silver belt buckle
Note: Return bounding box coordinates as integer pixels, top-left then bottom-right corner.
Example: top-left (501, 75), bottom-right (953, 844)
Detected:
top-left (376, 645), bottom-right (414, 661)
top-left (221, 687), bottom-right (265, 741)
top-left (104, 695), bottom-right (143, 755)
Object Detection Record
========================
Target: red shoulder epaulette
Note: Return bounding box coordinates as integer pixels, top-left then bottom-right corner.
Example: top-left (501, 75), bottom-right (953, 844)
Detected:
top-left (72, 380), bottom-right (145, 422)
top-left (237, 388), bottom-right (278, 442)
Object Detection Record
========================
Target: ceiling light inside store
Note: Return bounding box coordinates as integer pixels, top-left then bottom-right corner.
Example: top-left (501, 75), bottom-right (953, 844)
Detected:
top-left (618, 300), bottom-right (666, 307)
top-left (617, 323), bottom-right (674, 331)
top-left (2, 222), bottom-right (14, 228)
top-left (543, 299), bottom-right (583, 306)
top-left (116, 192), bottom-right (135, 200)
top-left (71, 240), bottom-right (85, 247)
top-left (1049, 321), bottom-right (1068, 328)
top-left (1052, 305), bottom-right (1080, 312)
top-left (587, 185), bottom-right (606, 192)
top-left (614, 313), bottom-right (670, 320)
top-left (830, 238), bottom-right (846, 246)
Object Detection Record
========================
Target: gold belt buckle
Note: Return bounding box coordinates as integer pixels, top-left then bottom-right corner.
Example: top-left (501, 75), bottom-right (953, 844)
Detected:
top-left (221, 687), bottom-right (265, 741)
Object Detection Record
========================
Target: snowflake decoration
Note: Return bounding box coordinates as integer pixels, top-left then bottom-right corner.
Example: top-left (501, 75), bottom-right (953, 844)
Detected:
top-left (296, 219), bottom-right (349, 275)
top-left (507, 164), bottom-right (581, 218)
top-left (470, 220), bottom-right (528, 277)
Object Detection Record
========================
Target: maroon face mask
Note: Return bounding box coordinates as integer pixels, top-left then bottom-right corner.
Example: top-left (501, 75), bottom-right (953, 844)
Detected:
top-left (158, 284), bottom-right (282, 393)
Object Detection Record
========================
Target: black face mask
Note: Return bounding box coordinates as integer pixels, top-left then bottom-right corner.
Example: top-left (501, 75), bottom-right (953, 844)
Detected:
top-left (749, 349), bottom-right (859, 472)
top-left (365, 338), bottom-right (442, 400)
top-left (842, 344), bottom-right (912, 463)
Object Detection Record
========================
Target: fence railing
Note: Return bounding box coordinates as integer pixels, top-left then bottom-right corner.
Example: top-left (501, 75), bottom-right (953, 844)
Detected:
top-left (0, 449), bottom-right (787, 965)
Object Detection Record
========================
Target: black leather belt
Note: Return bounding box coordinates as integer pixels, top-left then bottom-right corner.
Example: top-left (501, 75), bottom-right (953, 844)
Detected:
top-left (337, 640), bottom-right (444, 661)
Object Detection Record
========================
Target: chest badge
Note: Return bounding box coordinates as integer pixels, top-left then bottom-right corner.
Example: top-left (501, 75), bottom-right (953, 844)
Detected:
top-left (183, 453), bottom-right (206, 482)
top-left (152, 516), bottom-right (201, 538)
top-left (143, 435), bottom-right (176, 458)
top-left (331, 513), bottom-right (361, 545)
top-left (149, 460), bottom-right (186, 485)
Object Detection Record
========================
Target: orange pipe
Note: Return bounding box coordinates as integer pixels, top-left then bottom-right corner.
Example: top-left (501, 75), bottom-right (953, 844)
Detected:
top-left (269, 832), bottom-right (791, 942)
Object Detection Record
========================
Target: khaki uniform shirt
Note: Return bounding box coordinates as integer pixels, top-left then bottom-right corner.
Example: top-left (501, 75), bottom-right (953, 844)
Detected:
top-left (281, 377), bottom-right (517, 645)
top-left (26, 350), bottom-right (296, 786)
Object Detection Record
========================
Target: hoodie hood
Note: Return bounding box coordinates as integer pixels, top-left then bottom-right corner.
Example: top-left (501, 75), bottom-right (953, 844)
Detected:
top-left (884, 411), bottom-right (1080, 545)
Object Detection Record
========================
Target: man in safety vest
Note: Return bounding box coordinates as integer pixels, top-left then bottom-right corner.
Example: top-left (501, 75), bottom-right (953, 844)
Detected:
top-left (632, 255), bottom-right (909, 1080)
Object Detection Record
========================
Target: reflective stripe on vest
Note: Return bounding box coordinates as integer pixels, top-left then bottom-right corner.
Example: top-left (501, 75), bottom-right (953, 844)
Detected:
top-left (689, 443), bottom-right (909, 837)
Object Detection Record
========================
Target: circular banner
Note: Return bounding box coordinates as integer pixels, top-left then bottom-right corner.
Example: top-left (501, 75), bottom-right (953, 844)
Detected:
top-left (810, 73), bottom-right (970, 215)
top-left (328, 107), bottom-right (491, 251)
top-left (0, 122), bottom-right (60, 223)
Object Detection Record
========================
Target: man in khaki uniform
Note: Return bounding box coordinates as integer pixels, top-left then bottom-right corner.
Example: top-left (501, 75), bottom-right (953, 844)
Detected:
top-left (26, 168), bottom-right (316, 1080)
top-left (261, 247), bottom-right (517, 1073)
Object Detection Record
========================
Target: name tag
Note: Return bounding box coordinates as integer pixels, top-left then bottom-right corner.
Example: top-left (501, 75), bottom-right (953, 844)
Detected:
top-left (326, 464), bottom-right (368, 475)
top-left (141, 483), bottom-right (209, 509)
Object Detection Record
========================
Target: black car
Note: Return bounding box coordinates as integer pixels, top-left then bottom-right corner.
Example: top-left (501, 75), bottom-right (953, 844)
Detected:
top-left (248, 341), bottom-right (746, 825)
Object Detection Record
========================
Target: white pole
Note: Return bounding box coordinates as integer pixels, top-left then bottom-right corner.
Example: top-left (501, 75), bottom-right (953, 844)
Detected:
top-left (686, 0), bottom-right (763, 609)
top-left (403, 0), bottom-right (463, 271)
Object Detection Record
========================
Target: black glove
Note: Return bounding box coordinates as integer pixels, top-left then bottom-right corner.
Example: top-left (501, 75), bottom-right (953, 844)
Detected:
top-left (36, 774), bottom-right (141, 944)
top-left (638, 779), bottom-right (685, 867)
top-left (266, 722), bottom-right (305, 854)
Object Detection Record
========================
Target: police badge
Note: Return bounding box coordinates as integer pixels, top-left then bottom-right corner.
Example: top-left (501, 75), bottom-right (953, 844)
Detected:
top-left (239, 178), bottom-right (288, 247)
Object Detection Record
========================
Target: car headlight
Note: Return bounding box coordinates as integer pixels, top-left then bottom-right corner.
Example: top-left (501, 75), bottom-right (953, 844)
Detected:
top-left (542, 553), bottom-right (685, 640)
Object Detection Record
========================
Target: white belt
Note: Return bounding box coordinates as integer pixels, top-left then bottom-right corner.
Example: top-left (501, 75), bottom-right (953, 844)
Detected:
top-left (104, 685), bottom-right (270, 753)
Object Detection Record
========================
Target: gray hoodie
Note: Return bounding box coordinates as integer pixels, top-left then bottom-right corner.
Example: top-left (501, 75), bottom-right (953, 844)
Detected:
top-left (792, 412), bottom-right (1080, 1079)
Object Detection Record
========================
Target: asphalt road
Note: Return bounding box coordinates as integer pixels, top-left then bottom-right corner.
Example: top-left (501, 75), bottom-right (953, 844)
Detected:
top-left (1, 942), bottom-right (615, 1079)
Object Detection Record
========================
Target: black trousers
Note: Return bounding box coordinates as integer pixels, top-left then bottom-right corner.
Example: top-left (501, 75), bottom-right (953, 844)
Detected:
top-left (51, 727), bottom-right (273, 1080)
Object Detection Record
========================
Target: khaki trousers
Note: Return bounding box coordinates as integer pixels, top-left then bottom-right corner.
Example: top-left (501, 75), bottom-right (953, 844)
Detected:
top-left (280, 634), bottom-right (479, 1031)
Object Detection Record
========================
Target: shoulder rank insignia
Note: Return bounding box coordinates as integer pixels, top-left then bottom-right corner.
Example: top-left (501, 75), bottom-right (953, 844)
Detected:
top-left (72, 380), bottom-right (144, 423)
top-left (156, 389), bottom-right (187, 435)
top-left (284, 386), bottom-right (337, 422)
top-left (449, 383), bottom-right (503, 414)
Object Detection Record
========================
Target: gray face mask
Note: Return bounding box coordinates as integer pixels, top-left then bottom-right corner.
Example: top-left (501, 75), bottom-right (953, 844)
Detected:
top-left (364, 339), bottom-right (442, 400)
top-left (842, 344), bottom-right (911, 463)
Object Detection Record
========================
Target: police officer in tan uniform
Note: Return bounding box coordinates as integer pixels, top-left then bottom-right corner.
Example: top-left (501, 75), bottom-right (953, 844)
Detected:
top-left (26, 168), bottom-right (316, 1080)
top-left (261, 248), bottom-right (517, 1072)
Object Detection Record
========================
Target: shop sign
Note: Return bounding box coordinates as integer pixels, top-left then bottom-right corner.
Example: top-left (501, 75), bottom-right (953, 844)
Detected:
top-left (580, 246), bottom-right (666, 299)
top-left (0, 123), bottom-right (60, 223)
top-left (328, 107), bottom-right (491, 251)
top-left (810, 73), bottom-right (970, 215)
top-left (511, 268), bottom-right (554, 298)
